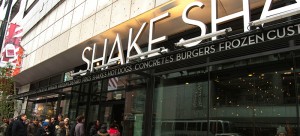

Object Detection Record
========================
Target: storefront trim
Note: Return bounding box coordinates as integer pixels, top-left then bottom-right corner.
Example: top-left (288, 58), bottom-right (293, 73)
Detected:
top-left (12, 18), bottom-right (300, 99)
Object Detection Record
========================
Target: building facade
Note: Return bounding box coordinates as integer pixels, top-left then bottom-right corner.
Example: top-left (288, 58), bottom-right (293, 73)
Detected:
top-left (4, 0), bottom-right (300, 136)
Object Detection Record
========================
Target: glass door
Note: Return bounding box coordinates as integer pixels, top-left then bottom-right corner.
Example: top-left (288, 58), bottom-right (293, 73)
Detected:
top-left (98, 73), bottom-right (148, 136)
top-left (99, 103), bottom-right (125, 131)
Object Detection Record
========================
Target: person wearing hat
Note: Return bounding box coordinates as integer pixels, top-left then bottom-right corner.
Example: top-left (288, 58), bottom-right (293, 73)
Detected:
top-left (36, 121), bottom-right (51, 136)
top-left (277, 126), bottom-right (287, 136)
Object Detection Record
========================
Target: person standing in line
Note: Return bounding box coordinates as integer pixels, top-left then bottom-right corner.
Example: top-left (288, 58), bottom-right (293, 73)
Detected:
top-left (55, 115), bottom-right (63, 130)
top-left (12, 114), bottom-right (27, 136)
top-left (55, 122), bottom-right (65, 136)
top-left (27, 118), bottom-right (40, 136)
top-left (107, 123), bottom-right (120, 136)
top-left (57, 115), bottom-right (63, 124)
top-left (69, 120), bottom-right (77, 136)
top-left (5, 118), bottom-right (15, 136)
top-left (63, 118), bottom-right (70, 136)
top-left (74, 116), bottom-right (85, 136)
top-left (89, 120), bottom-right (100, 136)
top-left (48, 117), bottom-right (56, 136)
top-left (25, 119), bottom-right (31, 126)
top-left (37, 121), bottom-right (51, 136)
top-left (54, 115), bottom-right (64, 136)
top-left (277, 126), bottom-right (287, 136)
top-left (94, 124), bottom-right (108, 136)
top-left (0, 118), bottom-right (9, 136)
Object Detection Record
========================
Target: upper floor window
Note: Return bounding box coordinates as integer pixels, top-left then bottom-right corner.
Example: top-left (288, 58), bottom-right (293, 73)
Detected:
top-left (26, 0), bottom-right (37, 10)
top-left (24, 0), bottom-right (39, 17)
top-left (9, 0), bottom-right (21, 21)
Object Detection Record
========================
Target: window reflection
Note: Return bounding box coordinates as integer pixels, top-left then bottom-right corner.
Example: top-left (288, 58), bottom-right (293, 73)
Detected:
top-left (152, 53), bottom-right (298, 136)
top-left (214, 70), bottom-right (296, 107)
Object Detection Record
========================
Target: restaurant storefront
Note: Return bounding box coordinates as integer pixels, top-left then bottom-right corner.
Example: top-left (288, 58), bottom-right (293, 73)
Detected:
top-left (13, 0), bottom-right (300, 136)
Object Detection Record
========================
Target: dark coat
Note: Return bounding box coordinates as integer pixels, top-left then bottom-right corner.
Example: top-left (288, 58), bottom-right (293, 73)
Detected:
top-left (48, 123), bottom-right (55, 136)
top-left (5, 120), bottom-right (14, 136)
top-left (12, 118), bottom-right (27, 136)
top-left (89, 125), bottom-right (99, 136)
top-left (69, 124), bottom-right (76, 136)
top-left (36, 127), bottom-right (50, 136)
top-left (27, 123), bottom-right (40, 136)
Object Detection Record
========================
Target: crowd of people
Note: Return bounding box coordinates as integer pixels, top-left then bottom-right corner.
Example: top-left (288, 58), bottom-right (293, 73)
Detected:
top-left (0, 114), bottom-right (121, 136)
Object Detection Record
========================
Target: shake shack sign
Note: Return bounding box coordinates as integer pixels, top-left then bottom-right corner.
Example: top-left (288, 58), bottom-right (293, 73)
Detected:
top-left (91, 22), bottom-right (300, 79)
top-left (12, 21), bottom-right (300, 99)
top-left (76, 0), bottom-right (300, 77)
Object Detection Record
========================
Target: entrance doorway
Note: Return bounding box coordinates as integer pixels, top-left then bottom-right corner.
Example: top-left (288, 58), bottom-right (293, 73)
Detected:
top-left (99, 101), bottom-right (125, 133)
top-left (111, 104), bottom-right (124, 124)
top-left (72, 73), bottom-right (149, 136)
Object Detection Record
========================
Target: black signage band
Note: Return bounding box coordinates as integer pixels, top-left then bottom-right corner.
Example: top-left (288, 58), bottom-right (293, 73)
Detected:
top-left (12, 19), bottom-right (300, 99)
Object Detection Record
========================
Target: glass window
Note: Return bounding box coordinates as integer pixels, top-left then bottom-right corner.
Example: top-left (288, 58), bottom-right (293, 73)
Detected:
top-left (25, 0), bottom-right (35, 10)
top-left (211, 54), bottom-right (297, 136)
top-left (9, 0), bottom-right (21, 21)
top-left (152, 53), bottom-right (299, 136)
top-left (68, 85), bottom-right (80, 125)
top-left (50, 74), bottom-right (62, 84)
top-left (64, 71), bottom-right (74, 82)
top-left (152, 71), bottom-right (209, 135)
top-left (26, 101), bottom-right (34, 119)
top-left (24, 0), bottom-right (38, 16)
top-left (60, 89), bottom-right (71, 117)
top-left (123, 88), bottom-right (146, 136)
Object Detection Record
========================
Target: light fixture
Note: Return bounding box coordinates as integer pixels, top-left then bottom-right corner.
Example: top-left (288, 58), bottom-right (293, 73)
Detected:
top-left (284, 72), bottom-right (292, 75)
top-left (127, 47), bottom-right (169, 61)
top-left (94, 60), bottom-right (118, 70)
top-left (249, 8), bottom-right (300, 27)
top-left (70, 70), bottom-right (87, 77)
top-left (174, 27), bottom-right (232, 48)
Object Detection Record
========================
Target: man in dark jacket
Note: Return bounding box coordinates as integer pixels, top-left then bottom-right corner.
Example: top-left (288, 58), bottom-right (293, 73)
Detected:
top-left (48, 117), bottom-right (56, 136)
top-left (89, 120), bottom-right (100, 136)
top-left (27, 118), bottom-right (40, 136)
top-left (12, 114), bottom-right (27, 136)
